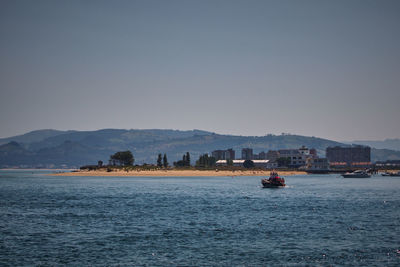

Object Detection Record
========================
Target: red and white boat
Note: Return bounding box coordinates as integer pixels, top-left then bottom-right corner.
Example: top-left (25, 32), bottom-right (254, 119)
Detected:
top-left (261, 172), bottom-right (286, 188)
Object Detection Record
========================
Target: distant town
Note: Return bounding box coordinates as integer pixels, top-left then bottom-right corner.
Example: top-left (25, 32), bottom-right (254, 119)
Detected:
top-left (84, 144), bottom-right (400, 173)
top-left (210, 145), bottom-right (372, 172)
top-left (1, 129), bottom-right (399, 170)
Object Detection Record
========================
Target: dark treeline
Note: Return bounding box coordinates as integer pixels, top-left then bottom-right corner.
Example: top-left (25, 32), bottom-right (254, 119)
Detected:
top-left (195, 154), bottom-right (216, 168)
top-left (173, 152), bottom-right (191, 167)
top-left (109, 151), bottom-right (134, 166)
top-left (157, 153), bottom-right (169, 168)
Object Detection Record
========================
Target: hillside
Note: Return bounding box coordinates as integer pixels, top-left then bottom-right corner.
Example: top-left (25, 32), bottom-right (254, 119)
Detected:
top-left (349, 139), bottom-right (400, 151)
top-left (0, 129), bottom-right (398, 168)
top-left (0, 129), bottom-right (73, 145)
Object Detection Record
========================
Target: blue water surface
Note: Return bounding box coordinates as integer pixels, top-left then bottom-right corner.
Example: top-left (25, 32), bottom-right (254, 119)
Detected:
top-left (0, 170), bottom-right (399, 266)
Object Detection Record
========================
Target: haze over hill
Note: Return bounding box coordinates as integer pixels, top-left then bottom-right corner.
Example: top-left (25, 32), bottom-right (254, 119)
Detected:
top-left (1, 129), bottom-right (400, 168)
top-left (346, 139), bottom-right (400, 151)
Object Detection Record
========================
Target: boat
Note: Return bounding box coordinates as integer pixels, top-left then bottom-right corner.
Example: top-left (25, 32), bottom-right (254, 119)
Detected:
top-left (305, 169), bottom-right (330, 174)
top-left (261, 172), bottom-right (286, 188)
top-left (342, 170), bottom-right (371, 178)
top-left (381, 171), bottom-right (400, 177)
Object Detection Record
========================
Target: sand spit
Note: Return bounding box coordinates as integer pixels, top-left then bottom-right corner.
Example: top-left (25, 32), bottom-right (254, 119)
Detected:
top-left (51, 169), bottom-right (306, 177)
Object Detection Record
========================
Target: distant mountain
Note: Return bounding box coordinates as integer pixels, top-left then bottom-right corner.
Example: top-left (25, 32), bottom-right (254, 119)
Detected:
top-left (348, 139), bottom-right (400, 151)
top-left (0, 129), bottom-right (399, 168)
top-left (0, 141), bottom-right (35, 166)
top-left (371, 148), bottom-right (400, 162)
top-left (0, 129), bottom-right (214, 168)
top-left (0, 129), bottom-right (75, 146)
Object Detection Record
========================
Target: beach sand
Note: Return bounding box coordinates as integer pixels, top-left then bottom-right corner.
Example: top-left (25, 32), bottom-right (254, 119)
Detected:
top-left (51, 169), bottom-right (306, 177)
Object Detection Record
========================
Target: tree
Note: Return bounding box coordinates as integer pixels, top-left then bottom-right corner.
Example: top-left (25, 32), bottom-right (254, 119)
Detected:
top-left (174, 153), bottom-right (192, 167)
top-left (163, 154), bottom-right (168, 168)
top-left (157, 153), bottom-right (162, 168)
top-left (243, 159), bottom-right (255, 168)
top-left (109, 151), bottom-right (134, 166)
top-left (226, 159), bottom-right (233, 166)
top-left (186, 152), bottom-right (191, 166)
top-left (195, 154), bottom-right (216, 168)
top-left (173, 160), bottom-right (186, 167)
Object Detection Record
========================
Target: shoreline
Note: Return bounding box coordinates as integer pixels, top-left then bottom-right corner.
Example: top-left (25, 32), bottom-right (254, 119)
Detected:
top-left (50, 169), bottom-right (307, 177)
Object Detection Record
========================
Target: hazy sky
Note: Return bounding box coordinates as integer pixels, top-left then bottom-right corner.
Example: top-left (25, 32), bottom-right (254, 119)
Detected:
top-left (1, 0), bottom-right (399, 141)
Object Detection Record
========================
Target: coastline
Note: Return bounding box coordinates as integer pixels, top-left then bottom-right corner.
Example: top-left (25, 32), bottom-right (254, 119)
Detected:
top-left (51, 169), bottom-right (307, 177)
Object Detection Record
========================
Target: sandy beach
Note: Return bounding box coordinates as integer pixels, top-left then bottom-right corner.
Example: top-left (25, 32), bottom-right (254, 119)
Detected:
top-left (52, 169), bottom-right (306, 177)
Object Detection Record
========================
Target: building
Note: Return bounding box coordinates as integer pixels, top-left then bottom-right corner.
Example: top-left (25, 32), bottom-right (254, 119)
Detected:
top-left (215, 159), bottom-right (277, 169)
top-left (278, 148), bottom-right (307, 167)
top-left (225, 149), bottom-right (235, 160)
top-left (212, 150), bottom-right (226, 160)
top-left (266, 150), bottom-right (280, 161)
top-left (309, 148), bottom-right (317, 158)
top-left (258, 151), bottom-right (267, 160)
top-left (241, 148), bottom-right (253, 160)
top-left (306, 157), bottom-right (330, 171)
top-left (298, 146), bottom-right (310, 156)
top-left (326, 146), bottom-right (371, 167)
top-left (216, 159), bottom-right (244, 167)
top-left (212, 149), bottom-right (235, 160)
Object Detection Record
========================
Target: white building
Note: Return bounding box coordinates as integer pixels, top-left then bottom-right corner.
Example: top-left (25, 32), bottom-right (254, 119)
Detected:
top-left (278, 149), bottom-right (307, 167)
top-left (306, 157), bottom-right (330, 171)
top-left (216, 159), bottom-right (277, 169)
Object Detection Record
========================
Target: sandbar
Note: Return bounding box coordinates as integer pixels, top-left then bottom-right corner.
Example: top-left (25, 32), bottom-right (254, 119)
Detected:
top-left (51, 169), bottom-right (306, 177)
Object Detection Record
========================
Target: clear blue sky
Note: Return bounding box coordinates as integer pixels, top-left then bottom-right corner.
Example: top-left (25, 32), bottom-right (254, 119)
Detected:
top-left (1, 0), bottom-right (399, 141)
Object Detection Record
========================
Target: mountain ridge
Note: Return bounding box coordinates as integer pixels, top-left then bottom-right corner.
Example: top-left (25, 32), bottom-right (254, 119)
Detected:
top-left (345, 139), bottom-right (400, 151)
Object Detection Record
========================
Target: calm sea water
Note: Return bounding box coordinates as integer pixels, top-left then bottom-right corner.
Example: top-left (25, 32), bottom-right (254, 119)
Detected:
top-left (0, 170), bottom-right (399, 266)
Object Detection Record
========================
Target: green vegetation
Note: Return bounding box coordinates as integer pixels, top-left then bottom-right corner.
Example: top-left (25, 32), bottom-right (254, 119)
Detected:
top-left (195, 154), bottom-right (216, 168)
top-left (163, 154), bottom-right (168, 168)
top-left (157, 154), bottom-right (162, 168)
top-left (109, 151), bottom-right (134, 166)
top-left (243, 159), bottom-right (254, 168)
top-left (174, 152), bottom-right (191, 167)
top-left (186, 152), bottom-right (190, 166)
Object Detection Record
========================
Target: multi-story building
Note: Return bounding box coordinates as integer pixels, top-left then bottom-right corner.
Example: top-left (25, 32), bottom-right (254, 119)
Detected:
top-left (215, 159), bottom-right (277, 169)
top-left (241, 148), bottom-right (253, 160)
top-left (258, 151), bottom-right (267, 160)
top-left (225, 149), bottom-right (235, 160)
top-left (278, 149), bottom-right (307, 167)
top-left (266, 150), bottom-right (280, 161)
top-left (326, 146), bottom-right (371, 167)
top-left (309, 148), bottom-right (317, 158)
top-left (212, 150), bottom-right (226, 160)
top-left (298, 146), bottom-right (310, 156)
top-left (306, 157), bottom-right (330, 171)
top-left (212, 149), bottom-right (235, 160)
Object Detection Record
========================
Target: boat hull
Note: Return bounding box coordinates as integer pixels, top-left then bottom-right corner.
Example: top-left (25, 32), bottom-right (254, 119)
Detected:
top-left (381, 173), bottom-right (400, 177)
top-left (261, 179), bottom-right (285, 188)
top-left (262, 183), bottom-right (285, 188)
top-left (305, 169), bottom-right (330, 174)
top-left (342, 174), bottom-right (371, 178)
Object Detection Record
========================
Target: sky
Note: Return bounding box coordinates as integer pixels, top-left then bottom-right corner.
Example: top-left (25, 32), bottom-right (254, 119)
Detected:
top-left (1, 0), bottom-right (399, 141)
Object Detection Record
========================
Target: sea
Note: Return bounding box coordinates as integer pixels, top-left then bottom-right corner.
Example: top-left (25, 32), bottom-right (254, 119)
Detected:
top-left (0, 170), bottom-right (399, 266)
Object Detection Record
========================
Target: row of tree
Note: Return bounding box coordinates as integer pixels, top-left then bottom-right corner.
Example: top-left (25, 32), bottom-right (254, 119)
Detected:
top-left (195, 154), bottom-right (216, 168)
top-left (157, 153), bottom-right (168, 168)
top-left (109, 151), bottom-right (134, 166)
top-left (173, 152), bottom-right (191, 167)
